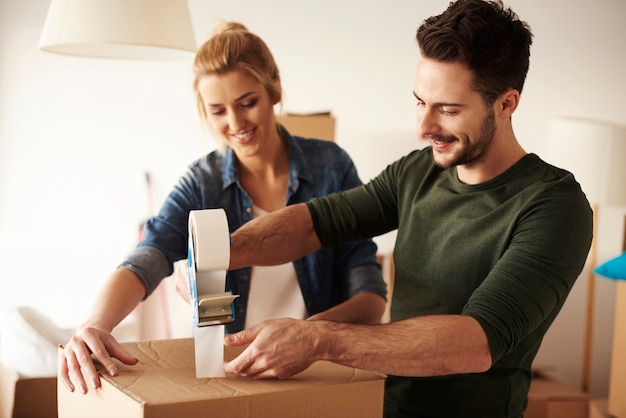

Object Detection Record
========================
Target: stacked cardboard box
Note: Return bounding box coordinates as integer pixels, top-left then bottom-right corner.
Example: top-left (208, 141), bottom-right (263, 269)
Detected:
top-left (608, 281), bottom-right (626, 417)
top-left (589, 398), bottom-right (610, 418)
top-left (525, 373), bottom-right (590, 418)
top-left (0, 362), bottom-right (56, 418)
top-left (276, 112), bottom-right (335, 142)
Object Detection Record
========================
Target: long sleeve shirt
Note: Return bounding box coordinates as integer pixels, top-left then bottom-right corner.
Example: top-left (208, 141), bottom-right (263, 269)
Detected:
top-left (307, 147), bottom-right (593, 418)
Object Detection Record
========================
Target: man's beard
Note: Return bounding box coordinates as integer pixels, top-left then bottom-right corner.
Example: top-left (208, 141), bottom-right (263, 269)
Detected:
top-left (431, 109), bottom-right (496, 169)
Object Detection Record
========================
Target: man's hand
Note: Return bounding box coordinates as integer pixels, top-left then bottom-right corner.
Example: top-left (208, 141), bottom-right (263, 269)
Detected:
top-left (223, 318), bottom-right (327, 379)
top-left (58, 325), bottom-right (138, 394)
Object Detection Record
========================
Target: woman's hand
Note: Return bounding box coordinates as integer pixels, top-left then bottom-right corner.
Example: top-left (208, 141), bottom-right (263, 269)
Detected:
top-left (174, 263), bottom-right (191, 304)
top-left (58, 325), bottom-right (138, 394)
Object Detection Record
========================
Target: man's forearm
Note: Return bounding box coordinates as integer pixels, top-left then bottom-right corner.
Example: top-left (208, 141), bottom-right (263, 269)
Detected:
top-left (229, 203), bottom-right (322, 269)
top-left (320, 315), bottom-right (492, 377)
top-left (223, 314), bottom-right (493, 380)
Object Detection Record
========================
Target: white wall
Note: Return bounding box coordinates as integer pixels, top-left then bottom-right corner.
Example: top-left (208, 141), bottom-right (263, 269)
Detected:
top-left (1, 0), bottom-right (625, 397)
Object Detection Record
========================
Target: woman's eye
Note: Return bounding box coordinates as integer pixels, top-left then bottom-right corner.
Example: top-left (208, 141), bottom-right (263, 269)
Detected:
top-left (241, 99), bottom-right (257, 109)
top-left (210, 109), bottom-right (225, 116)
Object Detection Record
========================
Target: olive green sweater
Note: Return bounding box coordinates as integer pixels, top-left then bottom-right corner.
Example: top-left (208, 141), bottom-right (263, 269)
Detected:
top-left (307, 147), bottom-right (593, 418)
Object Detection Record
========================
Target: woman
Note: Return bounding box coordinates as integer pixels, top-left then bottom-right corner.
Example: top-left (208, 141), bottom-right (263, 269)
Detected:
top-left (59, 21), bottom-right (386, 394)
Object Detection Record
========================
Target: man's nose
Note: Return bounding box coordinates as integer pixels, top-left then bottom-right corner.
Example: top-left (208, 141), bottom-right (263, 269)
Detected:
top-left (417, 107), bottom-right (440, 138)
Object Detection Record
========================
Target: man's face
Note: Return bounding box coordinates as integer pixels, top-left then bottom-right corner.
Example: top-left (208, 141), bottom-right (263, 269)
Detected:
top-left (413, 58), bottom-right (496, 169)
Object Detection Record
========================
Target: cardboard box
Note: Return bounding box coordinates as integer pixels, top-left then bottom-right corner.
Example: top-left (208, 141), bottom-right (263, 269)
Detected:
top-left (609, 281), bottom-right (626, 417)
top-left (525, 374), bottom-right (589, 418)
top-left (0, 361), bottom-right (57, 418)
top-left (276, 112), bottom-right (335, 141)
top-left (58, 338), bottom-right (385, 418)
top-left (588, 398), bottom-right (610, 418)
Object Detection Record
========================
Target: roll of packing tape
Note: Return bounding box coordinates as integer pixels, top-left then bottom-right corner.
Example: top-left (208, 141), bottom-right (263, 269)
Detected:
top-left (187, 209), bottom-right (231, 378)
top-left (188, 209), bottom-right (230, 273)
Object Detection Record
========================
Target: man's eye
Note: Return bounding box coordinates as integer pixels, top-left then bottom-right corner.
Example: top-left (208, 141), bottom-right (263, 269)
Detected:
top-left (441, 108), bottom-right (458, 116)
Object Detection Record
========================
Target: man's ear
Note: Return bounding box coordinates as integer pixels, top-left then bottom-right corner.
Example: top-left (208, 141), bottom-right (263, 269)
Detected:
top-left (496, 88), bottom-right (520, 119)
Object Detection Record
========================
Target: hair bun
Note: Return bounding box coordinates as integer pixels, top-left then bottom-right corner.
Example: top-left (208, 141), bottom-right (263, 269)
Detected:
top-left (211, 20), bottom-right (248, 37)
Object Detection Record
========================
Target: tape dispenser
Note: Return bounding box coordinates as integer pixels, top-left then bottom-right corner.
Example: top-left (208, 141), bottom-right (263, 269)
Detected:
top-left (187, 209), bottom-right (239, 327)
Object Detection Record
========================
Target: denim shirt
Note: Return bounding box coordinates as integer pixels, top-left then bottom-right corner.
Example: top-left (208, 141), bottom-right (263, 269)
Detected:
top-left (120, 126), bottom-right (387, 333)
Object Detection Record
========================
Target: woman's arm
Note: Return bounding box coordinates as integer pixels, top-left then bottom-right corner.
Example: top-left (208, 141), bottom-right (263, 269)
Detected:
top-left (58, 268), bottom-right (145, 394)
top-left (307, 292), bottom-right (386, 324)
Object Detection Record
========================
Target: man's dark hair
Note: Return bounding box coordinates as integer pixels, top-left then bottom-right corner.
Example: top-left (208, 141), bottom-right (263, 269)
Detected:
top-left (416, 0), bottom-right (533, 105)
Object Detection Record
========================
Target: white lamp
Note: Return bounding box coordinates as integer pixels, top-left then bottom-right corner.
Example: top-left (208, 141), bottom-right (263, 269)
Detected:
top-left (543, 116), bottom-right (626, 393)
top-left (544, 117), bottom-right (626, 205)
top-left (39, 0), bottom-right (197, 59)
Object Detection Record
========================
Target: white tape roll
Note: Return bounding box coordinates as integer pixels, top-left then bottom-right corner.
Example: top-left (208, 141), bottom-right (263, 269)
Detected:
top-left (187, 209), bottom-right (231, 378)
top-left (188, 209), bottom-right (230, 272)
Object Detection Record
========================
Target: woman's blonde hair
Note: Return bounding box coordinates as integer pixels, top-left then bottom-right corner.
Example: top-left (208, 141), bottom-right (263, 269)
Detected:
top-left (192, 21), bottom-right (282, 126)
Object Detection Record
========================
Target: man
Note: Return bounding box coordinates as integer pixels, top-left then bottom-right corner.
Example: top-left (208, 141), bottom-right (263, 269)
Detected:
top-left (217, 1), bottom-right (592, 416)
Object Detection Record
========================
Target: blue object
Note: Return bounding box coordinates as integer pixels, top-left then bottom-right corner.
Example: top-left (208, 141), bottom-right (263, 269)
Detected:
top-left (594, 251), bottom-right (626, 280)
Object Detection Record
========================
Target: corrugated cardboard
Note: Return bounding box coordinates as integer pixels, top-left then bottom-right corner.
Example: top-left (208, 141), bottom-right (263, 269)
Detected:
top-left (58, 338), bottom-right (385, 418)
top-left (276, 112), bottom-right (335, 141)
top-left (525, 374), bottom-right (589, 418)
top-left (0, 361), bottom-right (57, 418)
top-left (608, 281), bottom-right (626, 418)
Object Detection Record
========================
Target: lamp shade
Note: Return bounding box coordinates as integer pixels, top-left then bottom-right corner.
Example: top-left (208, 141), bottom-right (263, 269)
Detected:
top-left (543, 116), bottom-right (626, 206)
top-left (39, 0), bottom-right (197, 59)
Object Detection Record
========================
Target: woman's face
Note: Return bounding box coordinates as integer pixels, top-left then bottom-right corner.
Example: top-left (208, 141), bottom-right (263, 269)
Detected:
top-left (198, 69), bottom-right (278, 159)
